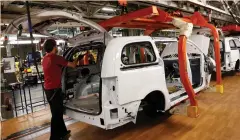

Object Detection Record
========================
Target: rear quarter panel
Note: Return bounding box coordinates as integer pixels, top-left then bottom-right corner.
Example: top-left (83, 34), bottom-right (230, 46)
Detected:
top-left (109, 38), bottom-right (170, 110)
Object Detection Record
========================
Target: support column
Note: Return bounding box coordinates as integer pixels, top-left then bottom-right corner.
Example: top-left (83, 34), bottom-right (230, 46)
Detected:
top-left (206, 24), bottom-right (223, 93)
top-left (6, 44), bottom-right (12, 57)
top-left (178, 35), bottom-right (199, 118)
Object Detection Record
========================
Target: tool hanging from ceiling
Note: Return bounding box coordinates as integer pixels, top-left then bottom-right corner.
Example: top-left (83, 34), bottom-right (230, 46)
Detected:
top-left (118, 0), bottom-right (128, 14)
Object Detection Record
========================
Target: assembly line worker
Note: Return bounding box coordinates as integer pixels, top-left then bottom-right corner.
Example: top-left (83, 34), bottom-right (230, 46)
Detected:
top-left (42, 39), bottom-right (77, 140)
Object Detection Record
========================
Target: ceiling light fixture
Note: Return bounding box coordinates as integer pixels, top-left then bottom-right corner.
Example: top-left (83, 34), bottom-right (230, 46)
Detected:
top-left (0, 40), bottom-right (39, 45)
top-left (102, 7), bottom-right (116, 12)
top-left (1, 23), bottom-right (9, 26)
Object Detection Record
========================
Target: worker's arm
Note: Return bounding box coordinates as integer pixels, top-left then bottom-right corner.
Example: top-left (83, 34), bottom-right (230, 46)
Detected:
top-left (55, 55), bottom-right (77, 68)
top-left (67, 59), bottom-right (77, 68)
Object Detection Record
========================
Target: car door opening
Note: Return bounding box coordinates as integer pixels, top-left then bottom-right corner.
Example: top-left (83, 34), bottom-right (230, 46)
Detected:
top-left (63, 42), bottom-right (105, 115)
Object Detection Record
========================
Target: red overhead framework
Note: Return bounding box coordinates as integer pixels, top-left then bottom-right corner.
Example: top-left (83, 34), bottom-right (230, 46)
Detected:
top-left (118, 0), bottom-right (127, 6)
top-left (99, 6), bottom-right (223, 117)
top-left (222, 24), bottom-right (240, 32)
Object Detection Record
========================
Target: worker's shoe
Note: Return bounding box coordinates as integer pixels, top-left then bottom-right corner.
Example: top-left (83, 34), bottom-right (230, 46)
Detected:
top-left (61, 130), bottom-right (71, 140)
top-left (236, 69), bottom-right (240, 75)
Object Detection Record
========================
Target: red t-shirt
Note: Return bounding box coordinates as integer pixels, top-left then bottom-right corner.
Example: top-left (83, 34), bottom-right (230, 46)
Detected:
top-left (42, 53), bottom-right (68, 90)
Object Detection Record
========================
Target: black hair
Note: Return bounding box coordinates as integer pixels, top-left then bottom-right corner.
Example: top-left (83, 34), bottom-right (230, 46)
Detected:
top-left (44, 39), bottom-right (56, 53)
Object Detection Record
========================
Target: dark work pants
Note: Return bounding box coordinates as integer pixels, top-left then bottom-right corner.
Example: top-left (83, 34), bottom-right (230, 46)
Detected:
top-left (45, 88), bottom-right (67, 140)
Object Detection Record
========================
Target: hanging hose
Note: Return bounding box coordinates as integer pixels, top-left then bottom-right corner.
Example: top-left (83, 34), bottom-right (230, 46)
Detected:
top-left (25, 1), bottom-right (46, 104)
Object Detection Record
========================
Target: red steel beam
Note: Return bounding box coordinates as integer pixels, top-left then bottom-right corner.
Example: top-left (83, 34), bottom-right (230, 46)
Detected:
top-left (99, 6), bottom-right (159, 30)
top-left (190, 12), bottom-right (223, 93)
top-left (222, 25), bottom-right (240, 31)
top-left (152, 8), bottom-right (173, 22)
top-left (178, 35), bottom-right (198, 106)
top-left (105, 21), bottom-right (175, 29)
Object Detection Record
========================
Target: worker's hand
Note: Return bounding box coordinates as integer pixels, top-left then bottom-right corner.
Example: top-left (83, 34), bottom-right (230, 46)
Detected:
top-left (74, 58), bottom-right (78, 64)
top-left (67, 59), bottom-right (77, 68)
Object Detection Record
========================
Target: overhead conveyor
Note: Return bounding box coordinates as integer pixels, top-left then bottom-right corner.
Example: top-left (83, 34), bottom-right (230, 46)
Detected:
top-left (99, 5), bottom-right (223, 118)
top-left (222, 24), bottom-right (240, 32)
top-left (130, 0), bottom-right (240, 26)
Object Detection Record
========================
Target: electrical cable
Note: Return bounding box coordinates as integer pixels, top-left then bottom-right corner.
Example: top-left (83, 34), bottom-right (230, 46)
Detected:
top-left (11, 22), bottom-right (19, 30)
top-left (25, 1), bottom-right (46, 104)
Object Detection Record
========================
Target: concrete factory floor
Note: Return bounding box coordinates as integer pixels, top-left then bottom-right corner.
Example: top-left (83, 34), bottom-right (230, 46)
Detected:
top-left (1, 74), bottom-right (240, 140)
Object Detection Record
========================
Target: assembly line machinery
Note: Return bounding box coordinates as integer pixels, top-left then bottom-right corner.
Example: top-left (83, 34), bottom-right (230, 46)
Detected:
top-left (1, 0), bottom-right (240, 27)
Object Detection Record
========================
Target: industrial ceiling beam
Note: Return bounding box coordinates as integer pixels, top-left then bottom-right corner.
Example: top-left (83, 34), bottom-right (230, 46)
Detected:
top-left (49, 22), bottom-right (87, 28)
top-left (73, 5), bottom-right (86, 17)
top-left (130, 0), bottom-right (240, 25)
top-left (91, 2), bottom-right (109, 16)
top-left (1, 1), bottom-right (12, 9)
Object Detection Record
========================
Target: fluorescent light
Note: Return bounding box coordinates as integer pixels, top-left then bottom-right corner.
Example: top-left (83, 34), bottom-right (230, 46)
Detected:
top-left (102, 7), bottom-right (116, 12)
top-left (0, 46), bottom-right (5, 48)
top-left (9, 40), bottom-right (39, 44)
top-left (0, 23), bottom-right (9, 26)
top-left (24, 34), bottom-right (48, 37)
top-left (56, 40), bottom-right (65, 45)
top-left (0, 36), bottom-right (17, 41)
top-left (0, 40), bottom-right (65, 45)
top-left (0, 34), bottom-right (47, 41)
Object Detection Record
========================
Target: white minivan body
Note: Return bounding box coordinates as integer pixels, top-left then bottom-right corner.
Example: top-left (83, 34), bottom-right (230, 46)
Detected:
top-left (62, 35), bottom-right (214, 129)
top-left (219, 37), bottom-right (240, 72)
top-left (193, 28), bottom-right (240, 72)
top-left (5, 10), bottom-right (214, 130)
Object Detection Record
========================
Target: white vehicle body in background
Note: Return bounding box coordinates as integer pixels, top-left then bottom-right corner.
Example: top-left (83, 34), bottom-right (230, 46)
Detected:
top-left (219, 37), bottom-right (240, 72)
top-left (193, 28), bottom-right (240, 72)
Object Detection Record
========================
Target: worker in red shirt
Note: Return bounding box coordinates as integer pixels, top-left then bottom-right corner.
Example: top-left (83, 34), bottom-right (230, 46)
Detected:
top-left (42, 39), bottom-right (76, 140)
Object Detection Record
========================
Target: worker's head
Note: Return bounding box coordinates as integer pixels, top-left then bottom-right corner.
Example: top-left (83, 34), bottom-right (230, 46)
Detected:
top-left (44, 39), bottom-right (58, 54)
